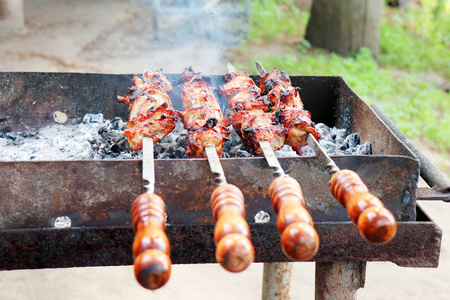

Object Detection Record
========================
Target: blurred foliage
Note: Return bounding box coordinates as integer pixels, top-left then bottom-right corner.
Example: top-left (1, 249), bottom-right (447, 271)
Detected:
top-left (249, 0), bottom-right (309, 42)
top-left (236, 0), bottom-right (450, 153)
top-left (379, 1), bottom-right (450, 77)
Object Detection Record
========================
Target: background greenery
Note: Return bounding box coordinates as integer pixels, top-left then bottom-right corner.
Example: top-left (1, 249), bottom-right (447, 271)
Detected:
top-left (234, 0), bottom-right (449, 158)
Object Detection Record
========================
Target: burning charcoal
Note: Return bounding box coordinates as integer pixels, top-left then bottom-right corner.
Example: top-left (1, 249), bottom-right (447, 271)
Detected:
top-left (21, 131), bottom-right (37, 138)
top-left (319, 139), bottom-right (338, 154)
top-left (347, 141), bottom-right (372, 155)
top-left (83, 113), bottom-right (104, 124)
top-left (6, 132), bottom-right (18, 140)
top-left (94, 153), bottom-right (104, 160)
top-left (175, 147), bottom-right (186, 158)
top-left (315, 123), bottom-right (331, 137)
top-left (275, 145), bottom-right (298, 157)
top-left (227, 145), bottom-right (241, 157)
top-left (237, 149), bottom-right (252, 157)
top-left (339, 133), bottom-right (360, 150)
top-left (299, 145), bottom-right (315, 156)
top-left (110, 117), bottom-right (126, 131)
top-left (329, 127), bottom-right (346, 144)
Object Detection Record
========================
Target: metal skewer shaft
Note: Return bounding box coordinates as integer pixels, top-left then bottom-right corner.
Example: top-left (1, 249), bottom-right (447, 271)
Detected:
top-left (131, 137), bottom-right (171, 290)
top-left (306, 133), bottom-right (340, 175)
top-left (142, 137), bottom-right (156, 193)
top-left (205, 145), bottom-right (227, 186)
top-left (259, 141), bottom-right (285, 178)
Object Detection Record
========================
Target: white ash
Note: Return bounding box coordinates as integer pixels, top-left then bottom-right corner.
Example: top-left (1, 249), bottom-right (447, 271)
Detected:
top-left (0, 113), bottom-right (371, 161)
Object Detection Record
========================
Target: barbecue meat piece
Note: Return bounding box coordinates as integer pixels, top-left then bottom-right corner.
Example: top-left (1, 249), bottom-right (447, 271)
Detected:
top-left (123, 103), bottom-right (177, 151)
top-left (220, 71), bottom-right (271, 112)
top-left (279, 108), bottom-right (320, 151)
top-left (179, 106), bottom-right (229, 131)
top-left (259, 68), bottom-right (320, 152)
top-left (118, 70), bottom-right (177, 151)
top-left (260, 68), bottom-right (303, 110)
top-left (186, 121), bottom-right (230, 158)
top-left (221, 71), bottom-right (261, 100)
top-left (126, 90), bottom-right (173, 128)
top-left (179, 67), bottom-right (230, 158)
top-left (240, 114), bottom-right (285, 155)
top-left (259, 68), bottom-right (290, 94)
top-left (118, 70), bottom-right (173, 106)
top-left (227, 86), bottom-right (271, 113)
top-left (221, 70), bottom-right (285, 154)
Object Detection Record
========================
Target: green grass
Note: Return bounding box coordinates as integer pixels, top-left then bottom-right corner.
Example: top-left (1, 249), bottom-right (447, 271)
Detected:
top-left (249, 0), bottom-right (308, 43)
top-left (379, 3), bottom-right (450, 77)
top-left (235, 0), bottom-right (450, 153)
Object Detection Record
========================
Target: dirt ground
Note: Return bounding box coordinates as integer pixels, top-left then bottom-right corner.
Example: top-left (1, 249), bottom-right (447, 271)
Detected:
top-left (0, 1), bottom-right (449, 299)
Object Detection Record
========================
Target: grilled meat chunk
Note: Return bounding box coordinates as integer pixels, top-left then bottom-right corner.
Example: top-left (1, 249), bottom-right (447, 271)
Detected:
top-left (221, 71), bottom-right (285, 154)
top-left (221, 71), bottom-right (261, 100)
top-left (279, 108), bottom-right (320, 151)
top-left (259, 68), bottom-right (320, 152)
top-left (118, 70), bottom-right (177, 151)
top-left (240, 114), bottom-right (285, 155)
top-left (179, 67), bottom-right (230, 158)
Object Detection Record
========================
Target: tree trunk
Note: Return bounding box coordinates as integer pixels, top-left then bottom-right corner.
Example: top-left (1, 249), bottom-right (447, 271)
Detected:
top-left (305, 0), bottom-right (383, 55)
top-left (0, 0), bottom-right (27, 36)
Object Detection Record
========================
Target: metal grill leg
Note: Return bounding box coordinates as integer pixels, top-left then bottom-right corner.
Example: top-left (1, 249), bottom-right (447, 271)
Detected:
top-left (262, 262), bottom-right (293, 300)
top-left (315, 262), bottom-right (366, 300)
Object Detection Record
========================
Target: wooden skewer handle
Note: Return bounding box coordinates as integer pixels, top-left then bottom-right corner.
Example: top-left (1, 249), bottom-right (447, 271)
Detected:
top-left (329, 170), bottom-right (397, 244)
top-left (131, 193), bottom-right (172, 290)
top-left (210, 184), bottom-right (254, 273)
top-left (269, 176), bottom-right (319, 261)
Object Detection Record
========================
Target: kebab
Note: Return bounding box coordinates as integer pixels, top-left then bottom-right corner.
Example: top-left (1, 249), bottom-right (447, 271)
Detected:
top-left (118, 70), bottom-right (174, 290)
top-left (256, 62), bottom-right (397, 244)
top-left (220, 66), bottom-right (319, 261)
top-left (179, 67), bottom-right (254, 272)
top-left (118, 70), bottom-right (177, 151)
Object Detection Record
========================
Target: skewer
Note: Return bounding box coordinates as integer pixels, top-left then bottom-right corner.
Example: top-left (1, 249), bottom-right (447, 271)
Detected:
top-left (256, 62), bottom-right (397, 244)
top-left (259, 141), bottom-right (320, 260)
top-left (205, 145), bottom-right (255, 272)
top-left (225, 63), bottom-right (319, 260)
top-left (178, 68), bottom-right (254, 273)
top-left (119, 70), bottom-right (175, 290)
top-left (131, 137), bottom-right (171, 290)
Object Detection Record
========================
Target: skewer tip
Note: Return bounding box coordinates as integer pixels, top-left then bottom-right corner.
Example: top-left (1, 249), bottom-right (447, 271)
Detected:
top-left (255, 62), bottom-right (266, 75)
top-left (226, 62), bottom-right (236, 73)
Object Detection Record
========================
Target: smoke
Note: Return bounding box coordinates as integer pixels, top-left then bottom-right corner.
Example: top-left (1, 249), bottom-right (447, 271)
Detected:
top-left (133, 0), bottom-right (249, 74)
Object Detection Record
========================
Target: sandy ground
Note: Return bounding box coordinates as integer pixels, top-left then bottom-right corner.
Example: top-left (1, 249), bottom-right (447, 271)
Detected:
top-left (1, 1), bottom-right (449, 299)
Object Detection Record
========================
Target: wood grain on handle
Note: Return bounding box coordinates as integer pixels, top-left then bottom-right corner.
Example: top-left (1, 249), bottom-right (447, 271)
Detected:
top-left (210, 184), bottom-right (254, 273)
top-left (131, 193), bottom-right (171, 290)
top-left (269, 176), bottom-right (319, 261)
top-left (329, 170), bottom-right (397, 244)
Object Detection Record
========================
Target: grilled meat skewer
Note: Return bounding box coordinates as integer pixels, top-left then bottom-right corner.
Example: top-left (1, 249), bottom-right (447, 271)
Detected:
top-left (179, 67), bottom-right (230, 158)
top-left (256, 62), bottom-right (397, 244)
top-left (223, 65), bottom-right (319, 261)
top-left (119, 71), bottom-right (174, 290)
top-left (118, 70), bottom-right (177, 151)
top-left (257, 66), bottom-right (320, 153)
top-left (219, 71), bottom-right (285, 155)
top-left (179, 67), bottom-right (254, 272)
